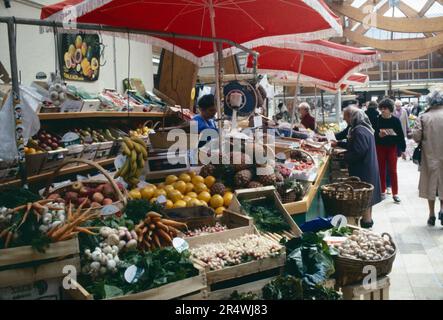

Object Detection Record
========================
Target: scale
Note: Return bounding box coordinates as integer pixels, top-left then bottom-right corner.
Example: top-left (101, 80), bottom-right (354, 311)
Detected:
top-left (223, 81), bottom-right (257, 140)
top-left (142, 149), bottom-right (190, 180)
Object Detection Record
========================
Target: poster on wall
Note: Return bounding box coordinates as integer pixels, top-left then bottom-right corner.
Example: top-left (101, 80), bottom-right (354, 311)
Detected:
top-left (60, 33), bottom-right (101, 82)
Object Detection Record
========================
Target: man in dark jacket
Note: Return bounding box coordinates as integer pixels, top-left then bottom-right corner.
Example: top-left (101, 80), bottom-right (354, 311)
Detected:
top-left (365, 101), bottom-right (379, 129)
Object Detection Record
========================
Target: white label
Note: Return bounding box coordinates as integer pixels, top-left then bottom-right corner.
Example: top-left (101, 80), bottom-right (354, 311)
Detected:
top-left (172, 237), bottom-right (189, 253)
top-left (124, 265), bottom-right (145, 284)
top-left (137, 181), bottom-right (149, 189)
top-left (62, 132), bottom-right (80, 143)
top-left (114, 155), bottom-right (127, 170)
top-left (253, 115), bottom-right (263, 128)
top-left (100, 205), bottom-right (120, 217)
top-left (156, 195), bottom-right (167, 204)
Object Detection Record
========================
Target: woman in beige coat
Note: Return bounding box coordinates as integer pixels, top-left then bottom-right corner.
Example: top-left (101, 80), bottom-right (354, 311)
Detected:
top-left (412, 88), bottom-right (443, 226)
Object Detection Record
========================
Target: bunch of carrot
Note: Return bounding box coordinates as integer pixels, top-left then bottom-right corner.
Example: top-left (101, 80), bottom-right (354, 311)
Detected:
top-left (135, 211), bottom-right (188, 251)
top-left (46, 200), bottom-right (99, 242)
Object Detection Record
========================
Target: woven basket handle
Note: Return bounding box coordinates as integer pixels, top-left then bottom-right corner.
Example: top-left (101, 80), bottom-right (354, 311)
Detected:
top-left (381, 232), bottom-right (393, 242)
top-left (341, 176), bottom-right (361, 183)
top-left (333, 183), bottom-right (355, 197)
top-left (43, 158), bottom-right (127, 206)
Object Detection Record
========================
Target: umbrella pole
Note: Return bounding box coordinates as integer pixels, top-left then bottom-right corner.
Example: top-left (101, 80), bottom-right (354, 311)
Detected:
top-left (209, 0), bottom-right (224, 155)
top-left (290, 51), bottom-right (304, 132)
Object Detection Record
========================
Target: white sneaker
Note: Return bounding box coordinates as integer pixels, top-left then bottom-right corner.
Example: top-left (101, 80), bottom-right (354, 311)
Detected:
top-left (386, 187), bottom-right (392, 195)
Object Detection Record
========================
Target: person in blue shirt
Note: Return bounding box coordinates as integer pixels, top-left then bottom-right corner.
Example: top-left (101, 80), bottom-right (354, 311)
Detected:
top-left (192, 94), bottom-right (218, 147)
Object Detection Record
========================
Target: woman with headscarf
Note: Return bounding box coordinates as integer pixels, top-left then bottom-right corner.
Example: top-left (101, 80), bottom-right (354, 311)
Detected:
top-left (332, 106), bottom-right (382, 228)
top-left (412, 87), bottom-right (443, 226)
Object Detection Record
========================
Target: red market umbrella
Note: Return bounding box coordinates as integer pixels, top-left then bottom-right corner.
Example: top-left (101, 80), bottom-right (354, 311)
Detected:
top-left (41, 0), bottom-right (342, 65)
top-left (344, 72), bottom-right (369, 86)
top-left (247, 41), bottom-right (377, 88)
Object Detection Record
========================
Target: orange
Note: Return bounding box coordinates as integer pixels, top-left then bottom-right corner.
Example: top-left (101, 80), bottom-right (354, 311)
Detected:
top-left (174, 180), bottom-right (187, 194)
top-left (150, 197), bottom-right (158, 204)
top-left (223, 192), bottom-right (234, 207)
top-left (198, 191), bottom-right (211, 203)
top-left (129, 189), bottom-right (142, 200)
top-left (204, 176), bottom-right (216, 188)
top-left (157, 182), bottom-right (165, 189)
top-left (188, 171), bottom-right (197, 178)
top-left (165, 200), bottom-right (174, 209)
top-left (182, 196), bottom-right (192, 203)
top-left (154, 189), bottom-right (167, 198)
top-left (140, 186), bottom-right (155, 200)
top-left (185, 183), bottom-right (194, 193)
top-left (179, 173), bottom-right (191, 183)
top-left (165, 175), bottom-right (178, 185)
top-left (200, 201), bottom-right (208, 207)
top-left (194, 182), bottom-right (208, 194)
top-left (173, 200), bottom-right (187, 208)
top-left (210, 194), bottom-right (224, 209)
top-left (163, 184), bottom-right (175, 193)
top-left (215, 206), bottom-right (226, 216)
top-left (191, 175), bottom-right (205, 185)
top-left (187, 192), bottom-right (198, 198)
top-left (168, 190), bottom-right (183, 203)
top-left (187, 198), bottom-right (201, 207)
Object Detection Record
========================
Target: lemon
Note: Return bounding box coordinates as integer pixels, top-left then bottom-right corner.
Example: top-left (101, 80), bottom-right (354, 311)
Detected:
top-left (140, 186), bottom-right (155, 200)
top-left (129, 189), bottom-right (142, 200)
top-left (210, 194), bottom-right (224, 209)
top-left (173, 200), bottom-right (187, 208)
top-left (165, 200), bottom-right (174, 209)
top-left (187, 198), bottom-right (201, 207)
top-left (182, 196), bottom-right (192, 203)
top-left (179, 173), bottom-right (192, 183)
top-left (215, 206), bottom-right (226, 216)
top-left (185, 183), bottom-right (194, 193)
top-left (150, 197), bottom-right (158, 204)
top-left (192, 175), bottom-right (205, 185)
top-left (198, 191), bottom-right (211, 203)
top-left (194, 182), bottom-right (208, 194)
top-left (174, 180), bottom-right (187, 194)
top-left (204, 176), bottom-right (216, 188)
top-left (165, 175), bottom-right (178, 185)
top-left (188, 171), bottom-right (197, 178)
top-left (187, 192), bottom-right (198, 198)
top-left (223, 191), bottom-right (234, 207)
top-left (154, 189), bottom-right (167, 198)
top-left (164, 184), bottom-right (175, 193)
top-left (169, 190), bottom-right (183, 203)
top-left (157, 182), bottom-right (165, 189)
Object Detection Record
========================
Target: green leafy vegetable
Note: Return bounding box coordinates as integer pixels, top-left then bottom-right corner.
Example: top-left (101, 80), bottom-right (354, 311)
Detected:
top-left (240, 199), bottom-right (289, 233)
top-left (331, 226), bottom-right (352, 237)
top-left (124, 199), bottom-right (163, 223)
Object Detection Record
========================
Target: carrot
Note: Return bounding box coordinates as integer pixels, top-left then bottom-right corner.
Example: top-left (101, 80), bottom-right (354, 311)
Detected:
top-left (156, 228), bottom-right (172, 244)
top-left (50, 223), bottom-right (74, 240)
top-left (32, 201), bottom-right (48, 213)
top-left (155, 221), bottom-right (169, 233)
top-left (144, 217), bottom-right (151, 225)
top-left (74, 227), bottom-right (97, 236)
top-left (152, 217), bottom-right (161, 223)
top-left (4, 231), bottom-right (13, 248)
top-left (17, 203), bottom-right (32, 229)
top-left (161, 219), bottom-right (187, 229)
top-left (153, 233), bottom-right (161, 248)
top-left (137, 234), bottom-right (144, 243)
top-left (147, 211), bottom-right (162, 219)
top-left (67, 203), bottom-right (73, 222)
top-left (46, 224), bottom-right (61, 237)
top-left (142, 226), bottom-right (148, 234)
top-left (168, 226), bottom-right (181, 234)
top-left (149, 224), bottom-right (156, 230)
top-left (58, 231), bottom-right (79, 242)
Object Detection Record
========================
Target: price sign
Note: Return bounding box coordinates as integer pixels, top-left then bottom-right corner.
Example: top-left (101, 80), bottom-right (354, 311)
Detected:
top-left (172, 237), bottom-right (189, 253)
top-left (156, 195), bottom-right (167, 204)
top-left (114, 155), bottom-right (127, 170)
top-left (62, 132), bottom-right (81, 147)
top-left (100, 204), bottom-right (120, 217)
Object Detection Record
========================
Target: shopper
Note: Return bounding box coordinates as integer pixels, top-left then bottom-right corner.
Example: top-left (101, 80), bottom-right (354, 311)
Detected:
top-left (365, 101), bottom-right (379, 129)
top-left (297, 102), bottom-right (316, 131)
top-left (411, 102), bottom-right (422, 117)
top-left (394, 100), bottom-right (410, 138)
top-left (375, 98), bottom-right (406, 203)
top-left (193, 94), bottom-right (218, 147)
top-left (412, 88), bottom-right (443, 226)
top-left (332, 106), bottom-right (382, 228)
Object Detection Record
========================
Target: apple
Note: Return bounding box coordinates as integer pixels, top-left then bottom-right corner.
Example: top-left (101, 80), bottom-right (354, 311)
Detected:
top-left (92, 192), bottom-right (104, 204)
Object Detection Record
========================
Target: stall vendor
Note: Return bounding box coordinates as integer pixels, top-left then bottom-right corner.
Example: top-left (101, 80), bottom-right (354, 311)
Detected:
top-left (297, 102), bottom-right (316, 131)
top-left (192, 94), bottom-right (218, 148)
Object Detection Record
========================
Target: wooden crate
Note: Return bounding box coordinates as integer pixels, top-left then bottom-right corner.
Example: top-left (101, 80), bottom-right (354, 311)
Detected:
top-left (337, 276), bottom-right (390, 300)
top-left (0, 237), bottom-right (80, 288)
top-left (188, 224), bottom-right (286, 288)
top-left (229, 186), bottom-right (302, 237)
top-left (64, 269), bottom-right (207, 300)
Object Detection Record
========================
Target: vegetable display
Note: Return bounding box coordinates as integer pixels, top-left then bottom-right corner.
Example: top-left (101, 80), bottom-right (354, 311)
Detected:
top-left (135, 211), bottom-right (188, 251)
top-left (184, 223), bottom-right (228, 237)
top-left (334, 229), bottom-right (395, 261)
top-left (190, 234), bottom-right (282, 270)
top-left (240, 199), bottom-right (289, 233)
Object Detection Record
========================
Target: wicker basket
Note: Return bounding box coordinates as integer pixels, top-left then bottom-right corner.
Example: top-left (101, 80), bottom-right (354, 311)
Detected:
top-left (320, 180), bottom-right (374, 217)
top-left (43, 159), bottom-right (127, 214)
top-left (334, 233), bottom-right (396, 286)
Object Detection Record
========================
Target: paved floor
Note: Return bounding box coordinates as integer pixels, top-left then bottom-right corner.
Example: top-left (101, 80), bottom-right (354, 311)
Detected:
top-left (372, 159), bottom-right (443, 300)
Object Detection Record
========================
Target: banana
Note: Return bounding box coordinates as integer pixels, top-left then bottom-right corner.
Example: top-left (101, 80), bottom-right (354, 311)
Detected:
top-left (131, 136), bottom-right (147, 149)
top-left (121, 142), bottom-right (131, 156)
top-left (131, 149), bottom-right (137, 163)
top-left (134, 142), bottom-right (148, 160)
top-left (128, 177), bottom-right (140, 186)
top-left (137, 152), bottom-right (145, 169)
top-left (123, 137), bottom-right (135, 150)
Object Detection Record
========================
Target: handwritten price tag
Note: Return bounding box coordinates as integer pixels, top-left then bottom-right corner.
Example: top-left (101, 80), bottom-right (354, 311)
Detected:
top-left (172, 237), bottom-right (189, 253)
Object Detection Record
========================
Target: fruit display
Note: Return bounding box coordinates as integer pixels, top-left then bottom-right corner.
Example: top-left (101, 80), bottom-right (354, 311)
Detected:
top-left (47, 181), bottom-right (124, 209)
top-left (30, 130), bottom-right (63, 151)
top-left (130, 173), bottom-right (234, 215)
top-left (73, 127), bottom-right (119, 144)
top-left (317, 123), bottom-right (341, 134)
top-left (129, 125), bottom-right (153, 138)
top-left (134, 211), bottom-right (188, 251)
top-left (190, 234), bottom-right (282, 270)
top-left (183, 223), bottom-right (228, 237)
top-left (333, 229), bottom-right (395, 261)
top-left (114, 136), bottom-right (148, 188)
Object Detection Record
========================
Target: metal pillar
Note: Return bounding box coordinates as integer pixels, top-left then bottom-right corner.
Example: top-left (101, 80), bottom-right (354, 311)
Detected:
top-left (336, 88), bottom-right (342, 124)
top-left (7, 19), bottom-right (27, 186)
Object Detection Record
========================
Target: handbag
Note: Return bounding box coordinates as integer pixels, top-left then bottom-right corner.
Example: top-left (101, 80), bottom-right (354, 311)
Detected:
top-left (412, 143), bottom-right (422, 165)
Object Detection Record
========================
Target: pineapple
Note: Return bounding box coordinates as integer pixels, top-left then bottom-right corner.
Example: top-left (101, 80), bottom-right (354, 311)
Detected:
top-left (256, 165), bottom-right (277, 186)
top-left (230, 152), bottom-right (251, 172)
top-left (200, 164), bottom-right (216, 178)
top-left (247, 181), bottom-right (263, 189)
top-left (234, 169), bottom-right (252, 188)
top-left (211, 182), bottom-right (226, 195)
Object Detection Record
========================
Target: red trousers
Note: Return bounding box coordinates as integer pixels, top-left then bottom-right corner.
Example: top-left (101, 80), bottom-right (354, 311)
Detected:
top-left (376, 145), bottom-right (398, 195)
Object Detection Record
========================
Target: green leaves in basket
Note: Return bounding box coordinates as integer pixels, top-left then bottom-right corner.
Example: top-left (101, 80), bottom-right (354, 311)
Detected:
top-left (239, 199), bottom-right (290, 233)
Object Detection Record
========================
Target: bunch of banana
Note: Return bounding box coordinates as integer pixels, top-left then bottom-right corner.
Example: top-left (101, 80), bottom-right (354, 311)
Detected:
top-left (114, 136), bottom-right (148, 188)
